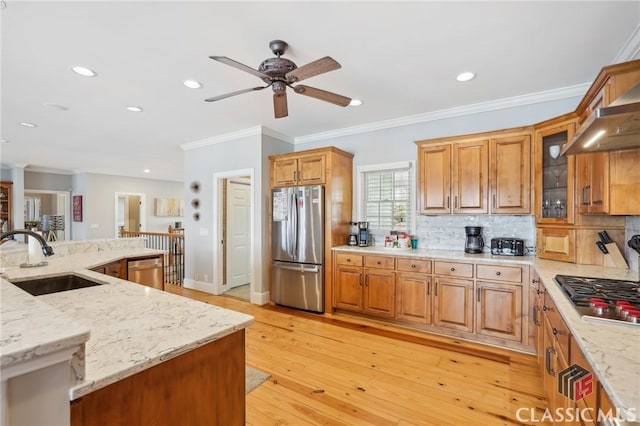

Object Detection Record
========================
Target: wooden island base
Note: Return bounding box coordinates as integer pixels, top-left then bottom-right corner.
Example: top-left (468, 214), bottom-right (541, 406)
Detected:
top-left (71, 330), bottom-right (245, 426)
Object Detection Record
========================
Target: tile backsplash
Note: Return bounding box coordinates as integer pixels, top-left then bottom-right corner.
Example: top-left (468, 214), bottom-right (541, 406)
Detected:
top-left (625, 216), bottom-right (640, 272)
top-left (413, 215), bottom-right (536, 254)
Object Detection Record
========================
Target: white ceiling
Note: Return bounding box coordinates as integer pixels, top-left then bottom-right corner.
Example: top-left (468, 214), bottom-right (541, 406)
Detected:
top-left (1, 1), bottom-right (639, 182)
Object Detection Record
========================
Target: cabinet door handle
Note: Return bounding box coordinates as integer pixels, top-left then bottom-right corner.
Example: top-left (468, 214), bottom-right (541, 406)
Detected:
top-left (359, 275), bottom-right (363, 287)
top-left (365, 275), bottom-right (369, 287)
top-left (446, 196), bottom-right (450, 209)
top-left (492, 194), bottom-right (496, 209)
top-left (545, 347), bottom-right (556, 376)
top-left (450, 267), bottom-right (456, 272)
top-left (582, 186), bottom-right (589, 204)
top-left (477, 288), bottom-right (481, 302)
top-left (411, 264), bottom-right (417, 269)
top-left (552, 327), bottom-right (564, 335)
top-left (434, 281), bottom-right (438, 296)
top-left (495, 271), bottom-right (501, 276)
top-left (533, 306), bottom-right (539, 326)
top-left (427, 282), bottom-right (431, 296)
top-left (454, 196), bottom-right (458, 209)
top-left (377, 261), bottom-right (382, 265)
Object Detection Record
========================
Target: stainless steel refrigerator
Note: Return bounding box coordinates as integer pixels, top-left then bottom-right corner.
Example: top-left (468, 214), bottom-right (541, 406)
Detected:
top-left (272, 185), bottom-right (324, 312)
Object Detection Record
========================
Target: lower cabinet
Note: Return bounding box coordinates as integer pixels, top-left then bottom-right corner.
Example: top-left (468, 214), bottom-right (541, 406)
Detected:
top-left (433, 276), bottom-right (474, 332)
top-left (363, 268), bottom-right (396, 318)
top-left (333, 255), bottom-right (396, 319)
top-left (333, 251), bottom-right (531, 351)
top-left (475, 281), bottom-right (522, 341)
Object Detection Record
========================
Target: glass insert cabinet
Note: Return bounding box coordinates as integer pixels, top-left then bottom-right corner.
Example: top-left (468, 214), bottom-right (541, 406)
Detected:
top-left (534, 122), bottom-right (575, 225)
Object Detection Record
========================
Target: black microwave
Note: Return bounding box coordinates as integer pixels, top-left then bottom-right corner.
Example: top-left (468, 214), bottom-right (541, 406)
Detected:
top-left (490, 238), bottom-right (525, 256)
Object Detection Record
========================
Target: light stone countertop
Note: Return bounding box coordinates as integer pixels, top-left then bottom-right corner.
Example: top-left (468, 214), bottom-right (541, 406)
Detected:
top-left (1, 246), bottom-right (254, 400)
top-left (334, 246), bottom-right (640, 419)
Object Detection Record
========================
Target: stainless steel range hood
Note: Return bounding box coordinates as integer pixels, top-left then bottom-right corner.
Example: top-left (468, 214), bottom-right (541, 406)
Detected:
top-left (561, 83), bottom-right (640, 155)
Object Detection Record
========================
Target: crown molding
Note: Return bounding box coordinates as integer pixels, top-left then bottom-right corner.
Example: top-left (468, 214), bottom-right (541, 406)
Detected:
top-left (294, 83), bottom-right (590, 144)
top-left (181, 125), bottom-right (294, 151)
top-left (614, 23), bottom-right (640, 62)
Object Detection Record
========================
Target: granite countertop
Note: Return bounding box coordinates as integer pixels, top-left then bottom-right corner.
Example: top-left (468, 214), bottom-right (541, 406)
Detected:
top-left (334, 246), bottom-right (640, 419)
top-left (0, 247), bottom-right (254, 400)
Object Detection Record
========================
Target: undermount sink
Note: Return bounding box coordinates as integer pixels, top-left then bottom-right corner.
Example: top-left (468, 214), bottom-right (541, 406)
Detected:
top-left (10, 274), bottom-right (104, 296)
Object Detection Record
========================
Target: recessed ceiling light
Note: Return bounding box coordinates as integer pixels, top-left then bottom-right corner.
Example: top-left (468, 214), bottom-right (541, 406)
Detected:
top-left (143, 169), bottom-right (150, 173)
top-left (19, 122), bottom-right (38, 128)
top-left (126, 106), bottom-right (143, 112)
top-left (349, 99), bottom-right (363, 107)
top-left (456, 71), bottom-right (476, 82)
top-left (43, 103), bottom-right (69, 111)
top-left (71, 66), bottom-right (96, 77)
top-left (184, 80), bottom-right (203, 89)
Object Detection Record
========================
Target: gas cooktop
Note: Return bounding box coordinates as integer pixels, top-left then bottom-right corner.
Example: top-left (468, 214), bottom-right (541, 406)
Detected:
top-left (554, 275), bottom-right (640, 325)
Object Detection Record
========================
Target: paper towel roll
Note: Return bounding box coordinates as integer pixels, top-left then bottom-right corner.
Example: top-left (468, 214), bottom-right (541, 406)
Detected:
top-left (28, 235), bottom-right (44, 264)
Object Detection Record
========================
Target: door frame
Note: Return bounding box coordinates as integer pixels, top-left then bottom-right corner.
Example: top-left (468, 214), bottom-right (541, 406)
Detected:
top-left (23, 189), bottom-right (71, 241)
top-left (114, 192), bottom-right (146, 237)
top-left (225, 177), bottom-right (251, 289)
top-left (212, 168), bottom-right (254, 297)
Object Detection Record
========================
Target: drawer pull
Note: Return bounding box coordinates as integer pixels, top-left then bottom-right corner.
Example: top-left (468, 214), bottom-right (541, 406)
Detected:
top-left (496, 271), bottom-right (501, 276)
top-left (377, 261), bottom-right (382, 265)
top-left (552, 327), bottom-right (564, 336)
top-left (346, 258), bottom-right (351, 262)
top-left (545, 347), bottom-right (556, 376)
top-left (411, 264), bottom-right (417, 268)
top-left (450, 267), bottom-right (455, 272)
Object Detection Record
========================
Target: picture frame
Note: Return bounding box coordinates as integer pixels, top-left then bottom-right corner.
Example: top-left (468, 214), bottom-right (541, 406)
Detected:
top-left (73, 195), bottom-right (83, 222)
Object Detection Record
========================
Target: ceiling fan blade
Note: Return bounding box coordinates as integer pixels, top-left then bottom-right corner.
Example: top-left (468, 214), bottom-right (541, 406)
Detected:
top-left (209, 56), bottom-right (270, 79)
top-left (293, 85), bottom-right (351, 107)
top-left (273, 93), bottom-right (288, 118)
top-left (204, 86), bottom-right (268, 102)
top-left (286, 56), bottom-right (341, 82)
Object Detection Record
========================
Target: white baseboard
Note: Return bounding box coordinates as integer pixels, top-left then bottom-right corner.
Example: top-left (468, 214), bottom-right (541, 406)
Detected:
top-left (250, 290), bottom-right (270, 305)
top-left (183, 278), bottom-right (219, 295)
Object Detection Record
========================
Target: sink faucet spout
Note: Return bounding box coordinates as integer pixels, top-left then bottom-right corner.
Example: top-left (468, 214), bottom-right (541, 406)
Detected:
top-left (0, 230), bottom-right (55, 266)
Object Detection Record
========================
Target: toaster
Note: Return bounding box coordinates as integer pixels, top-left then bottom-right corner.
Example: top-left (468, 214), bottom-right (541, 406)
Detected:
top-left (490, 238), bottom-right (525, 256)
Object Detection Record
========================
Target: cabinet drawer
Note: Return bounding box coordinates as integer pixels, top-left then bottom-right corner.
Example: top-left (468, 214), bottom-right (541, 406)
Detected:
top-left (434, 261), bottom-right (473, 278)
top-left (364, 255), bottom-right (395, 270)
top-left (477, 264), bottom-right (523, 284)
top-left (397, 258), bottom-right (431, 273)
top-left (543, 293), bottom-right (570, 360)
top-left (335, 253), bottom-right (363, 267)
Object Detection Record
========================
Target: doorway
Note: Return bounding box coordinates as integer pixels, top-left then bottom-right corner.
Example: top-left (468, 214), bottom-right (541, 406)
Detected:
top-left (24, 190), bottom-right (71, 241)
top-left (212, 169), bottom-right (254, 301)
top-left (114, 192), bottom-right (146, 236)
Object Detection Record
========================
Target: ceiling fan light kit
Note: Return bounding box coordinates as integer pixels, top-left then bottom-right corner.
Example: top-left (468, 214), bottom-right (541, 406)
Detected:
top-left (205, 40), bottom-right (351, 118)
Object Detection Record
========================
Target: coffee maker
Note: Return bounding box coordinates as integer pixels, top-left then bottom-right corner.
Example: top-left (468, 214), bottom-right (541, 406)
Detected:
top-left (358, 222), bottom-right (370, 247)
top-left (464, 226), bottom-right (484, 254)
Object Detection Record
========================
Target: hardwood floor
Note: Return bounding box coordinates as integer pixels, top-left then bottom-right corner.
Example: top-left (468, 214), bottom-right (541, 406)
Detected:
top-left (167, 286), bottom-right (548, 425)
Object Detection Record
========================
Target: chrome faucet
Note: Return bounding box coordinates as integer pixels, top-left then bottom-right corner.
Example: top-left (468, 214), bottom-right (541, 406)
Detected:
top-left (0, 229), bottom-right (55, 267)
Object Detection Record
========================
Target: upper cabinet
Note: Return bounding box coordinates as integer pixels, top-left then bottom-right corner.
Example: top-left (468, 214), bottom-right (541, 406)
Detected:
top-left (490, 134), bottom-right (531, 214)
top-left (0, 182), bottom-right (12, 232)
top-left (416, 127), bottom-right (532, 215)
top-left (533, 118), bottom-right (576, 225)
top-left (271, 153), bottom-right (325, 187)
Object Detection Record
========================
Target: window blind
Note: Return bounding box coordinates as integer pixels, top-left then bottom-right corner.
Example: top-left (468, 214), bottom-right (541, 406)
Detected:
top-left (363, 167), bottom-right (411, 232)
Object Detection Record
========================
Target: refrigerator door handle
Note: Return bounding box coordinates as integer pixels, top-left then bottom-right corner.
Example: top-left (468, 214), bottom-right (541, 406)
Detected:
top-left (291, 190), bottom-right (299, 257)
top-left (273, 263), bottom-right (320, 273)
top-left (286, 190), bottom-right (295, 257)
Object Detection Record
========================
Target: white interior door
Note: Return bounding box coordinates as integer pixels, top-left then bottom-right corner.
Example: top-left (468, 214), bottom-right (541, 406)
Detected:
top-left (225, 180), bottom-right (250, 288)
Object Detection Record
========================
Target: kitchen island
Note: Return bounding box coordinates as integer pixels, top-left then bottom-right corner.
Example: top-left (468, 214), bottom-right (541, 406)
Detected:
top-left (1, 239), bottom-right (254, 426)
top-left (332, 246), bottom-right (640, 421)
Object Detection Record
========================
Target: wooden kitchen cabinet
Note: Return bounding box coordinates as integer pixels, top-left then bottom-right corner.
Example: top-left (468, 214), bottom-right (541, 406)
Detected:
top-left (609, 148), bottom-right (640, 214)
top-left (271, 153), bottom-right (325, 187)
top-left (416, 127), bottom-right (531, 215)
top-left (333, 254), bottom-right (396, 319)
top-left (396, 272), bottom-right (431, 323)
top-left (432, 260), bottom-right (474, 333)
top-left (91, 260), bottom-right (124, 279)
top-left (364, 268), bottom-right (396, 318)
top-left (0, 181), bottom-right (12, 232)
top-left (531, 271), bottom-right (545, 369)
top-left (475, 264), bottom-right (526, 342)
top-left (536, 227), bottom-right (576, 262)
top-left (576, 152), bottom-right (609, 214)
top-left (334, 264), bottom-right (364, 312)
top-left (570, 336), bottom-right (599, 426)
top-left (490, 134), bottom-right (531, 214)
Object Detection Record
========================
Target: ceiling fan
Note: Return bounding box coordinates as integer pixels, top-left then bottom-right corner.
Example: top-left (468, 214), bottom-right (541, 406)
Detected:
top-left (205, 40), bottom-right (351, 118)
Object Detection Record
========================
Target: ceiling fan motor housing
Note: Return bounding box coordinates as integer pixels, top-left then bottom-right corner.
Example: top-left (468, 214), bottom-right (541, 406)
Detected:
top-left (258, 57), bottom-right (297, 84)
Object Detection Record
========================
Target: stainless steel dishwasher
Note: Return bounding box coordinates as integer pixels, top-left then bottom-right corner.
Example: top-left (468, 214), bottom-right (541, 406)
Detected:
top-left (127, 256), bottom-right (164, 290)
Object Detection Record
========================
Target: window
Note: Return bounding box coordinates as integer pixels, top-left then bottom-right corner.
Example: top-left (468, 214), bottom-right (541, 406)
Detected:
top-left (358, 162), bottom-right (415, 233)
